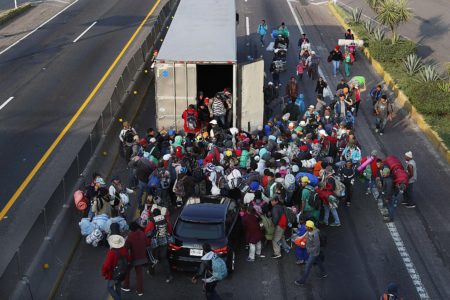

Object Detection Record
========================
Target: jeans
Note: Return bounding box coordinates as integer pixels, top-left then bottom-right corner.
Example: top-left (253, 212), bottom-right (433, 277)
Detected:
top-left (376, 117), bottom-right (388, 133)
top-left (344, 183), bottom-right (353, 204)
top-left (323, 205), bottom-right (340, 225)
top-left (297, 254), bottom-right (326, 283)
top-left (204, 281), bottom-right (222, 300)
top-left (137, 180), bottom-right (149, 208)
top-left (123, 265), bottom-right (144, 293)
top-left (107, 280), bottom-right (122, 300)
top-left (403, 182), bottom-right (415, 205)
top-left (248, 241), bottom-right (262, 260)
top-left (272, 226), bottom-right (286, 256)
top-left (259, 34), bottom-right (265, 45)
top-left (153, 245), bottom-right (172, 278)
top-left (214, 115), bottom-right (226, 128)
top-left (332, 60), bottom-right (340, 76)
top-left (387, 196), bottom-right (397, 220)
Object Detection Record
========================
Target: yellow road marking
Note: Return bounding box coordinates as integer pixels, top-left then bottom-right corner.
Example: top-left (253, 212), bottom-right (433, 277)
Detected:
top-left (0, 0), bottom-right (162, 220)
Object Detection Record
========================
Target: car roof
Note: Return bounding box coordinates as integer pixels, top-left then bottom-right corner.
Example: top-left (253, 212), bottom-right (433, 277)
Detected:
top-left (179, 203), bottom-right (228, 223)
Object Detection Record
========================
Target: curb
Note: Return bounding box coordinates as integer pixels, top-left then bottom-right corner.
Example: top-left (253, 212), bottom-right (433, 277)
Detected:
top-left (328, 2), bottom-right (450, 164)
top-left (0, 2), bottom-right (33, 26)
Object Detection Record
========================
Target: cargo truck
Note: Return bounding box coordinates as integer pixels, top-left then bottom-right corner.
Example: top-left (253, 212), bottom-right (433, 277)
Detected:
top-left (154, 0), bottom-right (264, 131)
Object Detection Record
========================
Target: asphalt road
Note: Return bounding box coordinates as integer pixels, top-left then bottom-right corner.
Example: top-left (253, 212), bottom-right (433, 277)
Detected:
top-left (338, 0), bottom-right (450, 67)
top-left (0, 0), bottom-right (31, 11)
top-left (54, 0), bottom-right (450, 299)
top-left (0, 0), bottom-right (157, 209)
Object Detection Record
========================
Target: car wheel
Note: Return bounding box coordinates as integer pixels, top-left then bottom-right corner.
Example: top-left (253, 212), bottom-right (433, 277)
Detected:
top-left (227, 250), bottom-right (235, 273)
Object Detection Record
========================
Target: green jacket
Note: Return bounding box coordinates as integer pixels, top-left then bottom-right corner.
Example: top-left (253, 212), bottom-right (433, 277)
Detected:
top-left (278, 26), bottom-right (289, 38)
top-left (301, 185), bottom-right (314, 212)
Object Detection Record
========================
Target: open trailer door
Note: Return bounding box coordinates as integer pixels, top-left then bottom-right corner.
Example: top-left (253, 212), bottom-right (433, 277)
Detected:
top-left (237, 59), bottom-right (264, 131)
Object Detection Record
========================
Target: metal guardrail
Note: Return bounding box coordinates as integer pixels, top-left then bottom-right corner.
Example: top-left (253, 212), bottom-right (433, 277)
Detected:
top-left (0, 0), bottom-right (179, 299)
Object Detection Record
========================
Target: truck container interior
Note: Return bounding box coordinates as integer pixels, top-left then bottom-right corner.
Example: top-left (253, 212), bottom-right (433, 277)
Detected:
top-left (196, 64), bottom-right (233, 98)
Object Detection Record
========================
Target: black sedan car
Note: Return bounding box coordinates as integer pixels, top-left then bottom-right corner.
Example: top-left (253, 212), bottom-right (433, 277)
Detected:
top-left (168, 195), bottom-right (240, 273)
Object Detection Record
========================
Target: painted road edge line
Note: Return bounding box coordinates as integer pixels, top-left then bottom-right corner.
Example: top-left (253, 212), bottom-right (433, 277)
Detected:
top-left (286, 0), bottom-right (430, 298)
top-left (0, 0), bottom-right (162, 220)
top-left (73, 21), bottom-right (97, 43)
top-left (0, 0), bottom-right (80, 56)
top-left (0, 97), bottom-right (14, 111)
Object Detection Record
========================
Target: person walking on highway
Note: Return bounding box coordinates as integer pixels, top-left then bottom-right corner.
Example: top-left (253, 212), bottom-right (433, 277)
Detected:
top-left (191, 243), bottom-right (222, 300)
top-left (381, 167), bottom-right (397, 223)
top-left (278, 22), bottom-right (290, 48)
top-left (294, 220), bottom-right (327, 285)
top-left (328, 46), bottom-right (343, 77)
top-left (374, 95), bottom-right (394, 136)
top-left (315, 77), bottom-right (328, 96)
top-left (343, 49), bottom-right (354, 77)
top-left (370, 84), bottom-right (383, 114)
top-left (102, 234), bottom-right (130, 300)
top-left (270, 60), bottom-right (281, 87)
top-left (285, 76), bottom-right (299, 102)
top-left (344, 28), bottom-right (354, 40)
top-left (122, 222), bottom-right (147, 296)
top-left (270, 196), bottom-right (288, 258)
top-left (257, 20), bottom-right (268, 47)
top-left (299, 176), bottom-right (319, 223)
top-left (296, 60), bottom-right (306, 81)
top-left (339, 160), bottom-right (357, 207)
top-left (306, 51), bottom-right (320, 81)
top-left (402, 151), bottom-right (417, 208)
top-left (298, 33), bottom-right (310, 48)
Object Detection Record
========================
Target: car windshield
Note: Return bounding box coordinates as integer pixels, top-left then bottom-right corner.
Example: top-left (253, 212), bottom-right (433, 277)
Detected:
top-left (175, 220), bottom-right (224, 240)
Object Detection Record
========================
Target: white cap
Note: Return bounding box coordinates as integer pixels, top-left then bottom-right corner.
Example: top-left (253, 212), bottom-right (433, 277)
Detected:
top-left (209, 120), bottom-right (218, 125)
top-left (149, 137), bottom-right (156, 143)
top-left (311, 51), bottom-right (316, 55)
top-left (308, 105), bottom-right (315, 109)
top-left (107, 234), bottom-right (125, 249)
top-left (405, 151), bottom-right (413, 158)
top-left (318, 129), bottom-right (328, 136)
top-left (299, 121), bottom-right (307, 127)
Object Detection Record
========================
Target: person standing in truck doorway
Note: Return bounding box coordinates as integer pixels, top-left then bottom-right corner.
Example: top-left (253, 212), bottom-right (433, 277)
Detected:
top-left (257, 20), bottom-right (268, 47)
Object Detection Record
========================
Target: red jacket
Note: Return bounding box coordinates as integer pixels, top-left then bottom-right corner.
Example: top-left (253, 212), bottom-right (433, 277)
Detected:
top-left (278, 213), bottom-right (288, 230)
top-left (182, 109), bottom-right (200, 133)
top-left (242, 213), bottom-right (263, 244)
top-left (125, 230), bottom-right (148, 265)
top-left (144, 218), bottom-right (173, 246)
top-left (317, 188), bottom-right (334, 206)
top-left (101, 247), bottom-right (130, 280)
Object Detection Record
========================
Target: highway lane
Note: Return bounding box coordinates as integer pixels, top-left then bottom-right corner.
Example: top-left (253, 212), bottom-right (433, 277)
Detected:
top-left (0, 0), bottom-right (157, 209)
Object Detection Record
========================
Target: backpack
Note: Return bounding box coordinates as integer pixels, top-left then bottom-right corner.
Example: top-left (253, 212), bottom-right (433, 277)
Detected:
top-left (306, 187), bottom-right (321, 210)
top-left (124, 129), bottom-right (134, 144)
top-left (112, 249), bottom-right (129, 282)
top-left (284, 206), bottom-right (297, 227)
top-left (186, 110), bottom-right (197, 130)
top-left (333, 176), bottom-right (346, 197)
top-left (211, 254), bottom-right (228, 280)
top-left (284, 174), bottom-right (296, 192)
top-left (158, 169), bottom-right (171, 189)
top-left (148, 175), bottom-right (161, 189)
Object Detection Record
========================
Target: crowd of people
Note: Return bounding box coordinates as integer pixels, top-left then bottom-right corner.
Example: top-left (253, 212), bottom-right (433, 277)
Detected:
top-left (71, 21), bottom-right (417, 300)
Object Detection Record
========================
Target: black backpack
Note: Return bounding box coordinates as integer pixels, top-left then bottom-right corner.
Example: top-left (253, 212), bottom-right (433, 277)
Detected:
top-left (124, 129), bottom-right (134, 144)
top-left (112, 249), bottom-right (129, 282)
top-left (186, 111), bottom-right (197, 130)
top-left (306, 187), bottom-right (321, 209)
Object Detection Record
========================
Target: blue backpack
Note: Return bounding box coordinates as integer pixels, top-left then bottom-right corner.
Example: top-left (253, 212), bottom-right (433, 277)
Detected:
top-left (148, 175), bottom-right (161, 189)
top-left (211, 254), bottom-right (227, 280)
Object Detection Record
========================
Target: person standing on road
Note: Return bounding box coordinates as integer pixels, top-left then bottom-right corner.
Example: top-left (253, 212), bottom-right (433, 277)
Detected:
top-left (294, 220), bottom-right (327, 285)
top-left (270, 196), bottom-right (288, 258)
top-left (270, 60), bottom-right (281, 87)
top-left (402, 151), bottom-right (417, 208)
top-left (343, 49), bottom-right (354, 77)
top-left (370, 84), bottom-right (383, 114)
top-left (119, 121), bottom-right (137, 162)
top-left (374, 95), bottom-right (394, 136)
top-left (144, 208), bottom-right (174, 284)
top-left (191, 243), bottom-right (222, 300)
top-left (380, 168), bottom-right (397, 223)
top-left (339, 160), bottom-right (357, 207)
top-left (315, 77), bottom-right (328, 96)
top-left (345, 29), bottom-right (354, 40)
top-left (256, 20), bottom-right (268, 47)
top-left (296, 60), bottom-right (306, 81)
top-left (122, 222), bottom-right (147, 297)
top-left (285, 76), bottom-right (299, 102)
top-left (242, 206), bottom-right (265, 262)
top-left (298, 33), bottom-right (310, 48)
top-left (102, 234), bottom-right (130, 300)
top-left (328, 46), bottom-right (343, 77)
top-left (306, 51), bottom-right (320, 81)
top-left (299, 176), bottom-right (319, 223)
top-left (278, 22), bottom-right (290, 48)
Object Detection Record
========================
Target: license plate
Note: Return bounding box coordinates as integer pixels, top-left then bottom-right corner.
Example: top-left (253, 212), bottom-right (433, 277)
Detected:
top-left (190, 249), bottom-right (203, 257)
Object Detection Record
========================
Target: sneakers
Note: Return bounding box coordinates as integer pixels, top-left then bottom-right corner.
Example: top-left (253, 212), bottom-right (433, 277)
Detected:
top-left (296, 260), bottom-right (305, 265)
top-left (346, 202), bottom-right (351, 207)
top-left (401, 201), bottom-right (409, 205)
top-left (271, 254), bottom-right (282, 259)
top-left (165, 276), bottom-right (174, 283)
top-left (405, 203), bottom-right (416, 208)
top-left (379, 132), bottom-right (383, 136)
top-left (365, 189), bottom-right (371, 195)
top-left (330, 223), bottom-right (341, 227)
top-left (320, 274), bottom-right (328, 279)
top-left (294, 280), bottom-right (305, 286)
top-left (383, 217), bottom-right (393, 223)
top-left (246, 257), bottom-right (255, 262)
top-left (137, 292), bottom-right (144, 297)
top-left (121, 288), bottom-right (131, 292)
top-left (256, 254), bottom-right (266, 258)
top-left (375, 128), bottom-right (379, 133)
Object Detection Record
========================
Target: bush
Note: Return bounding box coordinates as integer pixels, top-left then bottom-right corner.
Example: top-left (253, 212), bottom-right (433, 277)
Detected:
top-left (407, 81), bottom-right (450, 115)
top-left (368, 39), bottom-right (416, 62)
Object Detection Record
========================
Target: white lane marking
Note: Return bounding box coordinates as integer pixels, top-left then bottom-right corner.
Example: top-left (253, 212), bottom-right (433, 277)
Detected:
top-left (245, 16), bottom-right (250, 36)
top-left (286, 0), bottom-right (431, 298)
top-left (0, 0), bottom-right (80, 56)
top-left (310, 1), bottom-right (328, 5)
top-left (72, 21), bottom-right (97, 43)
top-left (0, 97), bottom-right (14, 111)
top-left (285, 0), bottom-right (333, 98)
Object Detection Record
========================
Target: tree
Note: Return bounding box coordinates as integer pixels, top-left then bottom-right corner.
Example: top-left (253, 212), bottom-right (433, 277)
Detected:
top-left (376, 0), bottom-right (412, 44)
